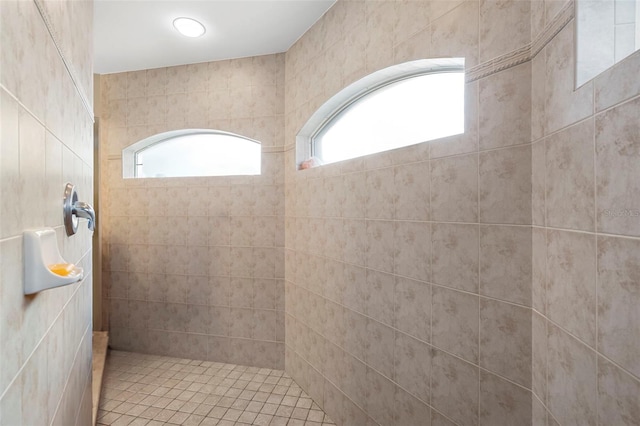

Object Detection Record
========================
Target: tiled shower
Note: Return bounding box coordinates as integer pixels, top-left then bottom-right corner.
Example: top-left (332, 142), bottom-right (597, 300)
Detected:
top-left (1, 0), bottom-right (639, 425)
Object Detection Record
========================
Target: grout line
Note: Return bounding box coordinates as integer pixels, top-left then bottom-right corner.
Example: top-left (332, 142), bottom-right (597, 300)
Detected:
top-left (530, 224), bottom-right (640, 242)
top-left (593, 104), bottom-right (600, 426)
top-left (477, 143), bottom-right (482, 423)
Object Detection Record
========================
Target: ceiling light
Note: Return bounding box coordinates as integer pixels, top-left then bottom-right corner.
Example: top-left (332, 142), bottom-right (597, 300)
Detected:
top-left (173, 17), bottom-right (206, 38)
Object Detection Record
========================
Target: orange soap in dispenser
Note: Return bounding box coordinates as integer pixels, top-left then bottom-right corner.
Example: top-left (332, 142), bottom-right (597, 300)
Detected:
top-left (48, 263), bottom-right (75, 276)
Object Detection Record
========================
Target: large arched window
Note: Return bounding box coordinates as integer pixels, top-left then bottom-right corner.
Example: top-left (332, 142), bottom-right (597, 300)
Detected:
top-left (297, 58), bottom-right (465, 167)
top-left (122, 129), bottom-right (261, 178)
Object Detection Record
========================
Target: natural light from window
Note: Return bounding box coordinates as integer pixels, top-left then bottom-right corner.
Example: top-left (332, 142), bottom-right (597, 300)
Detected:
top-left (314, 71), bottom-right (464, 165)
top-left (129, 131), bottom-right (261, 178)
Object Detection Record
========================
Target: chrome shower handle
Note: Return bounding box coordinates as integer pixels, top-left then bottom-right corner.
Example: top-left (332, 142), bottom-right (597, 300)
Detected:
top-left (72, 201), bottom-right (96, 231)
top-left (63, 183), bottom-right (96, 236)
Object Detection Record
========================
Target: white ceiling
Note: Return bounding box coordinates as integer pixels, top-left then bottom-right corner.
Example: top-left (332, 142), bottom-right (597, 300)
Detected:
top-left (94, 0), bottom-right (335, 74)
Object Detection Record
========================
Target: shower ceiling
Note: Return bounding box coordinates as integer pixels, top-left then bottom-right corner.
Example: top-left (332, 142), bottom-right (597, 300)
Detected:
top-left (94, 0), bottom-right (335, 74)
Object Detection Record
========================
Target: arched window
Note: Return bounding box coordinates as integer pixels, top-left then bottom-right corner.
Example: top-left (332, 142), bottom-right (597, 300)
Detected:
top-left (297, 59), bottom-right (465, 167)
top-left (122, 129), bottom-right (261, 178)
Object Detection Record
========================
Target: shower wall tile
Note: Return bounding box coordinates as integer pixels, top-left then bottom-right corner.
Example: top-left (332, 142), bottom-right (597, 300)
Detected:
top-left (543, 22), bottom-right (593, 134)
top-left (394, 331), bottom-right (431, 403)
top-left (430, 1), bottom-right (479, 67)
top-left (478, 63), bottom-right (532, 150)
top-left (594, 51), bottom-right (640, 112)
top-left (547, 323), bottom-right (597, 426)
top-left (546, 229), bottom-right (597, 347)
top-left (531, 140), bottom-right (545, 226)
top-left (480, 298), bottom-right (532, 387)
top-left (394, 386), bottom-right (431, 426)
top-left (479, 225), bottom-right (532, 305)
top-left (479, 370), bottom-right (532, 426)
top-left (100, 54), bottom-right (286, 369)
top-left (432, 286), bottom-right (479, 364)
top-left (597, 356), bottom-right (640, 426)
top-left (430, 153), bottom-right (479, 223)
top-left (283, 1), bottom-right (538, 425)
top-left (431, 349), bottom-right (479, 426)
top-left (531, 311), bottom-right (547, 401)
top-left (545, 118), bottom-right (595, 232)
top-left (394, 161), bottom-right (430, 221)
top-left (0, 0), bottom-right (93, 423)
top-left (394, 277), bottom-right (431, 342)
top-left (479, 0), bottom-right (531, 63)
top-left (393, 221), bottom-right (431, 281)
top-left (431, 223), bottom-right (479, 293)
top-left (479, 145), bottom-right (532, 225)
top-left (595, 96), bottom-right (640, 237)
top-left (597, 236), bottom-right (640, 379)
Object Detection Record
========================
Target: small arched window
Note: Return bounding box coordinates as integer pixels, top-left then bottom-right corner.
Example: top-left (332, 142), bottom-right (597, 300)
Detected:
top-left (122, 129), bottom-right (261, 178)
top-left (297, 59), bottom-right (465, 167)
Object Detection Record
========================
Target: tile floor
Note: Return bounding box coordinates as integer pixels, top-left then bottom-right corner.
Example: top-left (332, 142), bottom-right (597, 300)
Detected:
top-left (97, 351), bottom-right (335, 426)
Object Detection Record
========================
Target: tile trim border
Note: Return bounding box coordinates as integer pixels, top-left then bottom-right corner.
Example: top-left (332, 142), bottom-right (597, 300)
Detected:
top-left (466, 0), bottom-right (575, 82)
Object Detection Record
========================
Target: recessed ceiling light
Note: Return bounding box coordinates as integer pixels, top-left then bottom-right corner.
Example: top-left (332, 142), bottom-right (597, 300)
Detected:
top-left (173, 17), bottom-right (206, 38)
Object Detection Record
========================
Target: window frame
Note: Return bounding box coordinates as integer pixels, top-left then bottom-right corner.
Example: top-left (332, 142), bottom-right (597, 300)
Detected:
top-left (296, 58), bottom-right (465, 167)
top-left (122, 129), bottom-right (261, 179)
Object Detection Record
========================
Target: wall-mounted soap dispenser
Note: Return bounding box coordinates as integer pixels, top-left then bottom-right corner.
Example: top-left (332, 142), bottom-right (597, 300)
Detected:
top-left (63, 183), bottom-right (96, 236)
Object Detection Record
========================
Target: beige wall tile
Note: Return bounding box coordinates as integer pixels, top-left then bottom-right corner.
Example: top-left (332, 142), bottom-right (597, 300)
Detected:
top-left (597, 356), bottom-right (640, 426)
top-left (0, 90), bottom-right (21, 239)
top-left (431, 409), bottom-right (458, 426)
top-left (594, 51), bottom-right (640, 112)
top-left (431, 349), bottom-right (479, 426)
top-left (532, 311), bottom-right (547, 402)
top-left (479, 0), bottom-right (531, 63)
top-left (545, 119), bottom-right (595, 231)
top-left (431, 2), bottom-right (479, 67)
top-left (431, 154), bottom-right (478, 222)
top-left (531, 51), bottom-right (546, 142)
top-left (546, 229), bottom-right (597, 347)
top-left (544, 22), bottom-right (593, 134)
top-left (480, 225), bottom-right (532, 305)
top-left (595, 96), bottom-right (640, 237)
top-left (365, 220), bottom-right (395, 273)
top-left (394, 385), bottom-right (431, 426)
top-left (365, 319), bottom-right (394, 379)
top-left (344, 219), bottom-right (367, 267)
top-left (431, 223), bottom-right (479, 293)
top-left (480, 299), bottom-right (532, 387)
top-left (531, 140), bottom-right (545, 226)
top-left (547, 323), bottom-right (597, 426)
top-left (597, 236), bottom-right (640, 378)
top-left (394, 331), bottom-right (432, 404)
top-left (394, 277), bottom-right (431, 342)
top-left (394, 161), bottom-right (430, 221)
top-left (365, 167), bottom-right (395, 220)
top-left (479, 145), bottom-right (531, 225)
top-left (393, 221), bottom-right (431, 282)
top-left (366, 270), bottom-right (394, 326)
top-left (478, 62), bottom-right (532, 150)
top-left (0, 0), bottom-right (93, 422)
top-left (479, 370), bottom-right (532, 426)
top-left (432, 286), bottom-right (479, 363)
top-left (365, 367), bottom-right (396, 426)
top-left (531, 227), bottom-right (546, 315)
